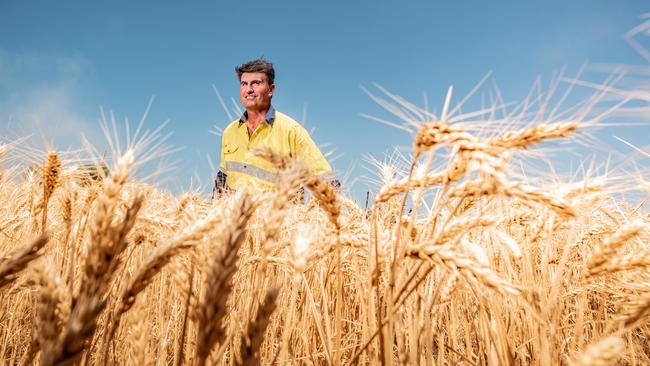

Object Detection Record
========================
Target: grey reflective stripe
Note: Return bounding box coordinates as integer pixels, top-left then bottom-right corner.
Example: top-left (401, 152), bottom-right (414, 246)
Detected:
top-left (226, 161), bottom-right (279, 182)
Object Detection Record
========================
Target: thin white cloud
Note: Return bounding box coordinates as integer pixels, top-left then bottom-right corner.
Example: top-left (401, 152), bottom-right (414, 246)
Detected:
top-left (0, 49), bottom-right (102, 149)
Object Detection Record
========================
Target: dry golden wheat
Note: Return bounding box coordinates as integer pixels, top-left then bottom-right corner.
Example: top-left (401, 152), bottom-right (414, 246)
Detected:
top-left (1, 82), bottom-right (650, 366)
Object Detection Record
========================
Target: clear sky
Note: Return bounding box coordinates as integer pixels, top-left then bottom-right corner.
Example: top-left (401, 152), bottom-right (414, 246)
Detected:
top-left (1, 1), bottom-right (649, 201)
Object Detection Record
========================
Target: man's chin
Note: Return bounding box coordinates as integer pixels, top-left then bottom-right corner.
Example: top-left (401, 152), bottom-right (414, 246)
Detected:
top-left (243, 103), bottom-right (266, 110)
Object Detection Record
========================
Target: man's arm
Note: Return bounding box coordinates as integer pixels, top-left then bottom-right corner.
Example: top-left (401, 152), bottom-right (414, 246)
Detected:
top-left (213, 134), bottom-right (229, 198)
top-left (212, 170), bottom-right (228, 198)
top-left (292, 125), bottom-right (340, 188)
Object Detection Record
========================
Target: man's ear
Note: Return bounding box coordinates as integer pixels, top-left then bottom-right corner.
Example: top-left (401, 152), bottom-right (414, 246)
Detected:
top-left (269, 84), bottom-right (276, 96)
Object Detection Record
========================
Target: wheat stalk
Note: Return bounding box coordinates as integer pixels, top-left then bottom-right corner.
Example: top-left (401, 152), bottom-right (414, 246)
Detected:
top-left (569, 336), bottom-right (624, 366)
top-left (236, 288), bottom-right (278, 366)
top-left (195, 193), bottom-right (256, 366)
top-left (588, 220), bottom-right (646, 272)
top-left (25, 259), bottom-right (69, 365)
top-left (41, 151), bottom-right (62, 230)
top-left (46, 151), bottom-right (142, 366)
top-left (0, 234), bottom-right (49, 289)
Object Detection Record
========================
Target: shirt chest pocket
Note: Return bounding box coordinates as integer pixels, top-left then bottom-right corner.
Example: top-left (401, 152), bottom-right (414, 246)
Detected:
top-left (223, 143), bottom-right (239, 155)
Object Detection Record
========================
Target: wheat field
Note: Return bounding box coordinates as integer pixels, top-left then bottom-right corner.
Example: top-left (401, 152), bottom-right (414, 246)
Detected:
top-left (0, 83), bottom-right (649, 366)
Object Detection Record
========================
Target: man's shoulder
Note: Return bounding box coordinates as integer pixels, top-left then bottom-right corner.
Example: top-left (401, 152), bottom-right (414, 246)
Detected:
top-left (222, 119), bottom-right (242, 136)
top-left (273, 111), bottom-right (303, 131)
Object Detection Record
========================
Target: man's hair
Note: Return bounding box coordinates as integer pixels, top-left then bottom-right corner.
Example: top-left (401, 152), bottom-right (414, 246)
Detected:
top-left (235, 59), bottom-right (275, 84)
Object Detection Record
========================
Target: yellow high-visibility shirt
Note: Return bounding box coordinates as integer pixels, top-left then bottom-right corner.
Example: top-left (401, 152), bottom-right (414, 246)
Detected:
top-left (219, 107), bottom-right (333, 191)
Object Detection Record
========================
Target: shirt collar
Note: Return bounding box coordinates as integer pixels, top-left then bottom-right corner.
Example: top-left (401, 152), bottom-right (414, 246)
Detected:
top-left (239, 105), bottom-right (276, 127)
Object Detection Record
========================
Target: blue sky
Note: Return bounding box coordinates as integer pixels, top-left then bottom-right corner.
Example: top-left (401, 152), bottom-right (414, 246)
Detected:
top-left (1, 1), bottom-right (649, 201)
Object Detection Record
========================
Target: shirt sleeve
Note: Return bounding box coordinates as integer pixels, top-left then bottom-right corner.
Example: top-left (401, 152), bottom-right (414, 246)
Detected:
top-left (219, 133), bottom-right (226, 171)
top-left (292, 125), bottom-right (333, 177)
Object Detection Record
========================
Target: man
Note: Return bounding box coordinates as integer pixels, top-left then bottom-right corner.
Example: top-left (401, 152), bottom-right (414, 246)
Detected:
top-left (214, 59), bottom-right (336, 194)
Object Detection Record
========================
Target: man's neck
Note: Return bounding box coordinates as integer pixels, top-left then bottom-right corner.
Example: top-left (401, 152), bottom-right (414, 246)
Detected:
top-left (246, 108), bottom-right (268, 136)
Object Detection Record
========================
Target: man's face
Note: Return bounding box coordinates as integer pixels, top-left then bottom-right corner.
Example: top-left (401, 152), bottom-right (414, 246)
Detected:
top-left (239, 72), bottom-right (275, 111)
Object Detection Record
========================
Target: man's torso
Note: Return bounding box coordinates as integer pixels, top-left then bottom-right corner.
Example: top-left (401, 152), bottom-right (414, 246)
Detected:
top-left (221, 111), bottom-right (301, 191)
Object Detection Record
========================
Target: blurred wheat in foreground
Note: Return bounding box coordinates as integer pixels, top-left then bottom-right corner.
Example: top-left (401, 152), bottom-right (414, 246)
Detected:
top-left (1, 82), bottom-right (650, 366)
